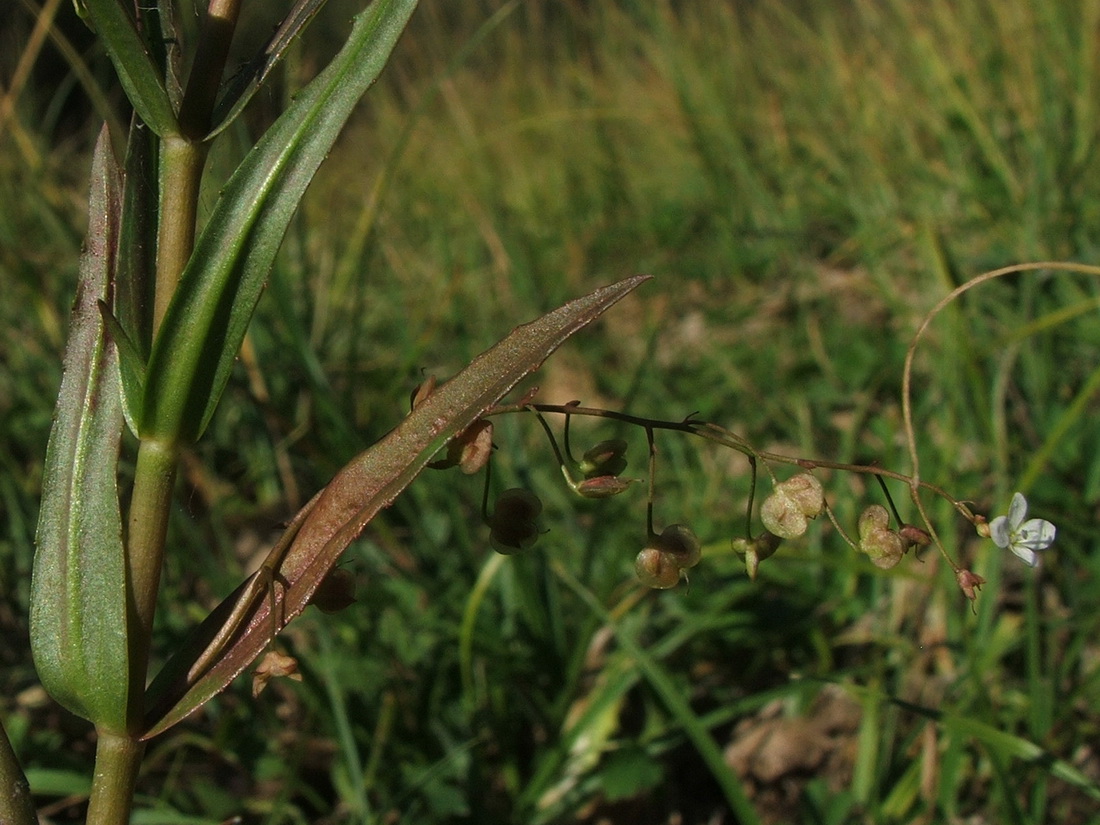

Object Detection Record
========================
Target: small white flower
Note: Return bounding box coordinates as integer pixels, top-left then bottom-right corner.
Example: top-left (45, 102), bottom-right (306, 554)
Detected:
top-left (989, 492), bottom-right (1056, 567)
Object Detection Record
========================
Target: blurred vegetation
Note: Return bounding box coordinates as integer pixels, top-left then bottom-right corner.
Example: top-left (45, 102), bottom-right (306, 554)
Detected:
top-left (2, 0), bottom-right (1100, 822)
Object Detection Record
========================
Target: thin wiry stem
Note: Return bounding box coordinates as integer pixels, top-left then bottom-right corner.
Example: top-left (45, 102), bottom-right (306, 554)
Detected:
top-left (492, 402), bottom-right (976, 520)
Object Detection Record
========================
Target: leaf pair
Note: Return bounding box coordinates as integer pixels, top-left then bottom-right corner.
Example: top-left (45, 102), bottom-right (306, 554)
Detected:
top-left (77, 0), bottom-right (333, 141)
top-left (31, 0), bottom-right (422, 734)
top-left (133, 0), bottom-right (421, 443)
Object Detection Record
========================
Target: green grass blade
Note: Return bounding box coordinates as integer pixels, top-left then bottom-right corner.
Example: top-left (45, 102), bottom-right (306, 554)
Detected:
top-left (843, 684), bottom-right (1100, 802)
top-left (140, 0), bottom-right (419, 443)
top-left (552, 561), bottom-right (762, 825)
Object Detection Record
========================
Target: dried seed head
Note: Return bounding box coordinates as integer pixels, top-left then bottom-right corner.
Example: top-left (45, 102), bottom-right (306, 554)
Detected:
top-left (487, 488), bottom-right (543, 554)
top-left (456, 420), bottom-right (494, 474)
top-left (898, 524), bottom-right (932, 549)
top-left (857, 504), bottom-right (891, 538)
top-left (956, 569), bottom-right (986, 601)
top-left (634, 547), bottom-right (681, 589)
top-left (309, 567), bottom-right (357, 614)
top-left (572, 474), bottom-right (639, 499)
top-left (653, 524), bottom-right (702, 569)
top-left (732, 532), bottom-right (782, 580)
top-left (410, 375), bottom-right (437, 410)
top-left (579, 439), bottom-right (629, 478)
top-left (430, 419), bottom-right (494, 474)
top-left (777, 473), bottom-right (825, 518)
top-left (252, 650), bottom-right (302, 698)
top-left (860, 528), bottom-right (906, 569)
top-left (492, 488), bottom-right (543, 522)
top-left (760, 490), bottom-right (809, 539)
top-left (857, 505), bottom-right (904, 568)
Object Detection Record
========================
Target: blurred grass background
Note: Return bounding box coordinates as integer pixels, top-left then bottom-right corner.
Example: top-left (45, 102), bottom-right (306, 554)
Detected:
top-left (3, 0), bottom-right (1100, 822)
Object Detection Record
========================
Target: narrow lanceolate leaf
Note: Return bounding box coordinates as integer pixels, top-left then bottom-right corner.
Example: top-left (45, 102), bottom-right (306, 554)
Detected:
top-left (30, 126), bottom-right (130, 732)
top-left (78, 0), bottom-right (178, 137)
top-left (142, 275), bottom-right (650, 738)
top-left (207, 0), bottom-right (332, 139)
top-left (141, 0), bottom-right (419, 443)
top-left (112, 114), bottom-right (159, 435)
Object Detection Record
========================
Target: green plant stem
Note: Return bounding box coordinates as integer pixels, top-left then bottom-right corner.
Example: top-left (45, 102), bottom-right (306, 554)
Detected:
top-left (178, 0), bottom-right (242, 138)
top-left (0, 717), bottom-right (36, 825)
top-left (154, 136), bottom-right (206, 331)
top-left (85, 732), bottom-right (145, 825)
top-left (126, 438), bottom-right (179, 726)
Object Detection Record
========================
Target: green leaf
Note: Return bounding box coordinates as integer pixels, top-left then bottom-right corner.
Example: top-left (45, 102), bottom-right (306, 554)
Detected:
top-left (112, 115), bottom-right (158, 434)
top-left (30, 126), bottom-right (130, 732)
top-left (599, 746), bottom-right (664, 802)
top-left (141, 0), bottom-right (419, 443)
top-left (78, 0), bottom-right (178, 137)
top-left (207, 0), bottom-right (331, 140)
top-left (142, 275), bottom-right (650, 738)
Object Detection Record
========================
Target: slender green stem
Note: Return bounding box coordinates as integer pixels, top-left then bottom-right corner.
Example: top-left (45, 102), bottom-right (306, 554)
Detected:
top-left (154, 136), bottom-right (206, 332)
top-left (744, 455), bottom-right (757, 537)
top-left (85, 732), bottom-right (145, 825)
top-left (645, 426), bottom-right (656, 537)
top-left (126, 438), bottom-right (180, 729)
top-left (0, 717), bottom-right (36, 825)
top-left (178, 0), bottom-right (242, 139)
top-left (498, 402), bottom-right (975, 520)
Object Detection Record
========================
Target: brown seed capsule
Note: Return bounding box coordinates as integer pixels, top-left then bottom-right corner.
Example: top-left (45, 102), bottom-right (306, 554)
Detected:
top-left (456, 420), bottom-right (494, 474)
top-left (310, 567), bottom-right (357, 614)
top-left (410, 375), bottom-right (437, 410)
top-left (487, 488), bottom-right (543, 554)
top-left (489, 488), bottom-right (542, 523)
top-left (634, 547), bottom-right (681, 589)
top-left (653, 524), bottom-right (702, 569)
top-left (430, 419), bottom-right (494, 473)
top-left (252, 650), bottom-right (302, 698)
top-left (761, 490), bottom-right (809, 539)
top-left (579, 439), bottom-right (629, 478)
top-left (956, 569), bottom-right (986, 601)
top-left (733, 532), bottom-right (782, 580)
top-left (899, 524), bottom-right (932, 549)
top-left (490, 521), bottom-right (540, 555)
top-left (777, 473), bottom-right (825, 518)
top-left (572, 474), bottom-right (638, 499)
top-left (857, 505), bottom-right (904, 569)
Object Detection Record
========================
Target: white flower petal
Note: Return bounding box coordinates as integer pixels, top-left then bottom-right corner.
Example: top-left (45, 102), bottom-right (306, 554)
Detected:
top-left (988, 515), bottom-right (1012, 548)
top-left (1009, 543), bottom-right (1039, 567)
top-left (1007, 492), bottom-right (1028, 529)
top-left (1016, 518), bottom-right (1056, 551)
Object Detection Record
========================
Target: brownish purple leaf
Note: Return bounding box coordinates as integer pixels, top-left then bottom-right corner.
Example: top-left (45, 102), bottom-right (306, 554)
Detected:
top-left (143, 275), bottom-right (649, 737)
